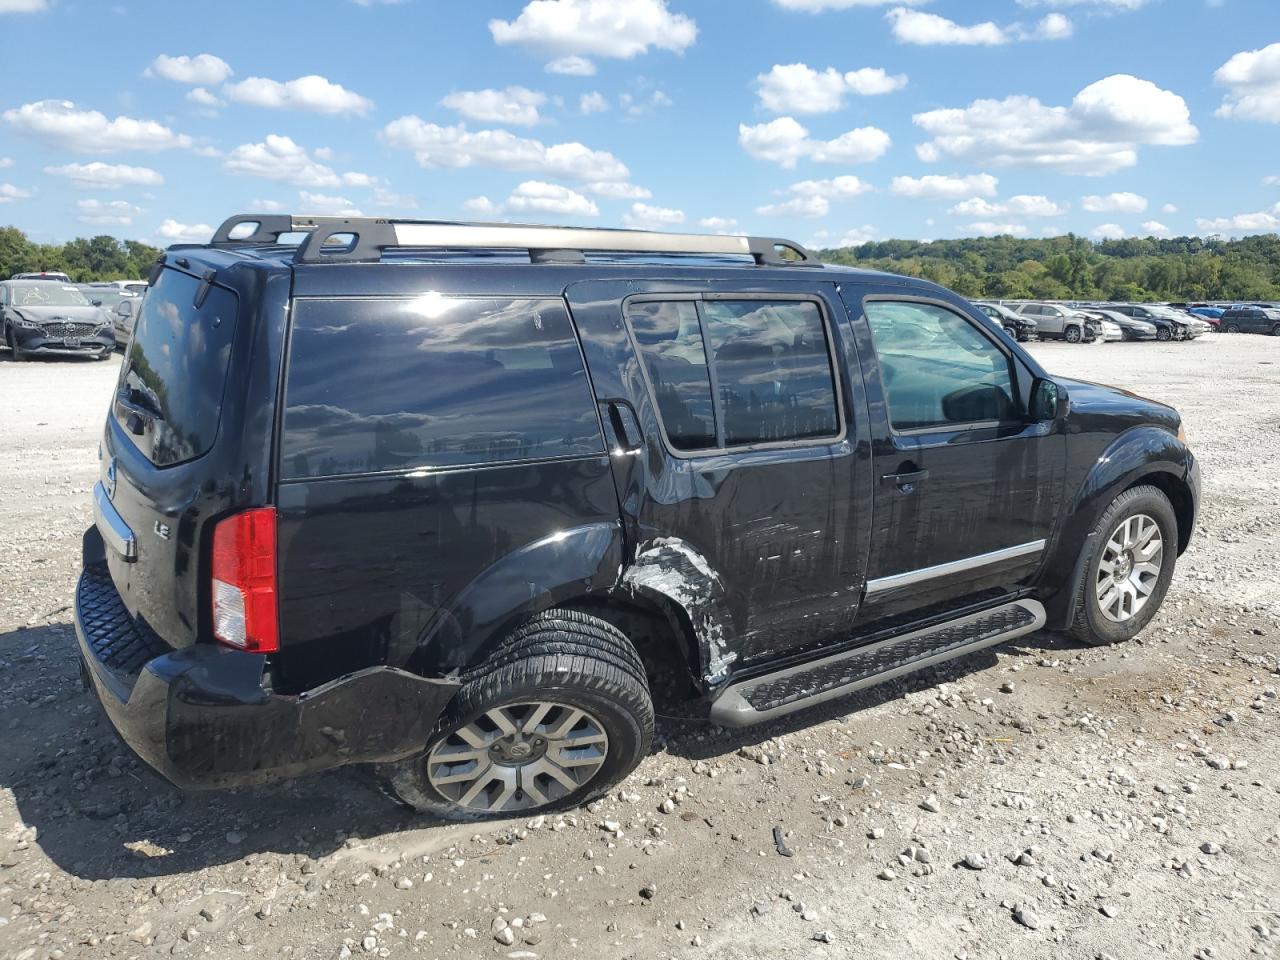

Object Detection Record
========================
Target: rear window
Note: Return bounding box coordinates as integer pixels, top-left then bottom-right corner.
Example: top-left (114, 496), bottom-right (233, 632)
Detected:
top-left (281, 297), bottom-right (602, 479)
top-left (114, 267), bottom-right (239, 467)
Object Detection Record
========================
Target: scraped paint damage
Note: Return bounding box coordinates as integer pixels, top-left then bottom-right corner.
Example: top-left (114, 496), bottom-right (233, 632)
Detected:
top-left (622, 537), bottom-right (736, 683)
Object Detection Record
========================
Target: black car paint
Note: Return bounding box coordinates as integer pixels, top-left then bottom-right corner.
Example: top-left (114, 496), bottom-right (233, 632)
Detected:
top-left (76, 247), bottom-right (1199, 789)
top-left (1, 299), bottom-right (114, 358)
top-left (1220, 307), bottom-right (1280, 335)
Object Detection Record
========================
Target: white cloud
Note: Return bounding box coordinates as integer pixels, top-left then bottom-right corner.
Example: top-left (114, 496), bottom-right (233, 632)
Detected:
top-left (1162, 202), bottom-right (1178, 213)
top-left (1081, 191), bottom-right (1147, 213)
top-left (697, 216), bottom-right (738, 231)
top-left (968, 221), bottom-right (1031, 236)
top-left (1091, 223), bottom-right (1126, 239)
top-left (157, 219), bottom-right (213, 243)
top-left (3, 100), bottom-right (192, 153)
top-left (913, 74), bottom-right (1198, 175)
top-left (0, 183), bottom-right (32, 203)
top-left (755, 63), bottom-right (906, 115)
top-left (1141, 220), bottom-right (1171, 236)
top-left (373, 187), bottom-right (418, 209)
top-left (382, 117), bottom-right (630, 181)
top-left (890, 173), bottom-right (999, 199)
top-left (77, 198), bottom-right (143, 225)
top-left (951, 194), bottom-right (1065, 217)
top-left (44, 161), bottom-right (164, 189)
top-left (442, 86), bottom-right (546, 126)
top-left (225, 135), bottom-right (372, 188)
top-left (545, 55), bottom-right (597, 76)
top-left (491, 0), bottom-right (697, 75)
top-left (0, 157), bottom-right (11, 168)
top-left (887, 8), bottom-right (1072, 45)
top-left (186, 87), bottom-right (224, 109)
top-left (580, 91), bottom-right (609, 114)
top-left (1016, 0), bottom-right (1146, 8)
top-left (147, 53), bottom-right (232, 85)
top-left (622, 202), bottom-right (685, 229)
top-left (774, 0), bottom-right (923, 10)
top-left (0, 0), bottom-right (49, 11)
top-left (462, 196), bottom-right (500, 215)
top-left (585, 181), bottom-right (652, 199)
top-left (808, 225), bottom-right (877, 247)
top-left (224, 75), bottom-right (374, 115)
top-left (758, 195), bottom-right (831, 218)
top-left (298, 191), bottom-right (364, 216)
top-left (1195, 203), bottom-right (1280, 234)
top-left (504, 180), bottom-right (599, 216)
top-left (250, 199), bottom-right (286, 213)
top-left (738, 116), bottom-right (890, 168)
top-left (1214, 43), bottom-right (1280, 123)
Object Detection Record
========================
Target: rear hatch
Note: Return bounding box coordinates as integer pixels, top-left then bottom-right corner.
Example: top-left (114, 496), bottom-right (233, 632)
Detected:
top-left (98, 258), bottom-right (282, 649)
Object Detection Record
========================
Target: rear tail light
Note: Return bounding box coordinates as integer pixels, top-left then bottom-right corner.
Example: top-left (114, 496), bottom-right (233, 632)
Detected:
top-left (211, 507), bottom-right (279, 653)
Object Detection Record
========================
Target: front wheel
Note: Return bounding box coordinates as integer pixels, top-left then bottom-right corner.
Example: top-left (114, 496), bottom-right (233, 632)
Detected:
top-left (1064, 325), bottom-right (1083, 343)
top-left (1064, 486), bottom-right (1178, 646)
top-left (1156, 327), bottom-right (1172, 342)
top-left (384, 609), bottom-right (654, 820)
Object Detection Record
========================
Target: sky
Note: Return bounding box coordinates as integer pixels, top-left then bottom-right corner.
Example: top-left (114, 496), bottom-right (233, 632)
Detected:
top-left (1, 0), bottom-right (1279, 250)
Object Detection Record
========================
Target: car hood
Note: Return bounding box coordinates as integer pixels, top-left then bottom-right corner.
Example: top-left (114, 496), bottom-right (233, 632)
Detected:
top-left (10, 304), bottom-right (105, 323)
top-left (1058, 377), bottom-right (1180, 434)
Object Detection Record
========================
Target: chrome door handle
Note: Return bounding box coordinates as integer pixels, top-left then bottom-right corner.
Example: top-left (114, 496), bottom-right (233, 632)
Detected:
top-left (881, 469), bottom-right (929, 491)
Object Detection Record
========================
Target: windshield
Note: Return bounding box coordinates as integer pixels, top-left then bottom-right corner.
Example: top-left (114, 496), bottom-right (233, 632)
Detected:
top-left (10, 283), bottom-right (92, 308)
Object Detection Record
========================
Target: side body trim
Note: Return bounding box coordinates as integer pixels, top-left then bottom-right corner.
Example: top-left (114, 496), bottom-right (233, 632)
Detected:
top-left (865, 539), bottom-right (1046, 596)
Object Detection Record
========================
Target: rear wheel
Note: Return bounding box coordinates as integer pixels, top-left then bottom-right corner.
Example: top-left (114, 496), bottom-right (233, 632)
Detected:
top-left (1272, 323), bottom-right (1280, 337)
top-left (384, 609), bottom-right (653, 820)
top-left (1064, 325), bottom-right (1082, 343)
top-left (1224, 322), bottom-right (1240, 333)
top-left (1064, 486), bottom-right (1178, 646)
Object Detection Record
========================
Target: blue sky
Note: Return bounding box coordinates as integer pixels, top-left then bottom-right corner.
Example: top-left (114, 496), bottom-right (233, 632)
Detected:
top-left (1, 0), bottom-right (1278, 248)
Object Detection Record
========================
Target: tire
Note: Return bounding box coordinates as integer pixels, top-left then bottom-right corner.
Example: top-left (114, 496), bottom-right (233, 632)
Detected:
top-left (7, 329), bottom-right (26, 362)
top-left (1064, 325), bottom-right (1082, 343)
top-left (1156, 327), bottom-right (1172, 342)
top-left (383, 608), bottom-right (654, 821)
top-left (1224, 322), bottom-right (1240, 334)
top-left (1272, 323), bottom-right (1280, 337)
top-left (1063, 485), bottom-right (1178, 647)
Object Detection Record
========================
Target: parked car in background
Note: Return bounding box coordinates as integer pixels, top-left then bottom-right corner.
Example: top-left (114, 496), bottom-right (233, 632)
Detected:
top-left (107, 280), bottom-right (149, 296)
top-left (1097, 318), bottom-right (1123, 342)
top-left (79, 283), bottom-right (144, 347)
top-left (1108, 304), bottom-right (1202, 341)
top-left (73, 212), bottom-right (1198, 818)
top-left (1187, 306), bottom-right (1224, 323)
top-left (1080, 308), bottom-right (1157, 342)
top-left (1012, 302), bottom-right (1100, 342)
top-left (11, 271), bottom-right (72, 282)
top-left (1220, 306), bottom-right (1280, 335)
top-left (1, 279), bottom-right (114, 360)
top-left (973, 301), bottom-right (1037, 341)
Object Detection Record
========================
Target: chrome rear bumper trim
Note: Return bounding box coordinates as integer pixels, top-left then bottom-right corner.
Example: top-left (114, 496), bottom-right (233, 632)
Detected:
top-left (93, 481), bottom-right (137, 562)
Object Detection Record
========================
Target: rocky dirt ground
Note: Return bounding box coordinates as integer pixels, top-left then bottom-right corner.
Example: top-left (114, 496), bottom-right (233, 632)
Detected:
top-left (0, 335), bottom-right (1277, 960)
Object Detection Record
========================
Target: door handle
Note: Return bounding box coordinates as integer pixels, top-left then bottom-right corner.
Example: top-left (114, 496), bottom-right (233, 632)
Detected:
top-left (881, 469), bottom-right (929, 491)
top-left (601, 399), bottom-right (643, 455)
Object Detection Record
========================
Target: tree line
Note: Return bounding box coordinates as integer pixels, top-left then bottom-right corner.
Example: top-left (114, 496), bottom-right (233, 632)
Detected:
top-left (816, 233), bottom-right (1280, 301)
top-left (0, 226), bottom-right (162, 282)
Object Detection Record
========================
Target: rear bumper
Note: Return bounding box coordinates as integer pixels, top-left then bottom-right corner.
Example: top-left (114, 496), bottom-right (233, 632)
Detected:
top-left (75, 534), bottom-right (459, 789)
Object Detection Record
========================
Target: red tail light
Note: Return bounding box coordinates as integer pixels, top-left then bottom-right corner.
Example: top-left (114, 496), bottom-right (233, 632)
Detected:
top-left (211, 507), bottom-right (279, 653)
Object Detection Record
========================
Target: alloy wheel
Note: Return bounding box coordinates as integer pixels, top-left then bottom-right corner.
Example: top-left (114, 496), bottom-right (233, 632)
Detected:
top-left (426, 701), bottom-right (610, 813)
top-left (1094, 513), bottom-right (1164, 624)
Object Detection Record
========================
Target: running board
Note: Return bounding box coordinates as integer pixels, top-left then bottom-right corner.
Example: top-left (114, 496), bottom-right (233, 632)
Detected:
top-left (709, 599), bottom-right (1045, 728)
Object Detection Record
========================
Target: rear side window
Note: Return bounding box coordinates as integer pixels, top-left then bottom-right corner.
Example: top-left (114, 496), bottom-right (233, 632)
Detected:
top-left (115, 268), bottom-right (239, 467)
top-left (281, 297), bottom-right (602, 479)
top-left (626, 297), bottom-right (840, 453)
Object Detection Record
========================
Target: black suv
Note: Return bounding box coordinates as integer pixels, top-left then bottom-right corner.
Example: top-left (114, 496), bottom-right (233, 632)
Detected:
top-left (76, 215), bottom-right (1200, 819)
top-left (1220, 306), bottom-right (1280, 336)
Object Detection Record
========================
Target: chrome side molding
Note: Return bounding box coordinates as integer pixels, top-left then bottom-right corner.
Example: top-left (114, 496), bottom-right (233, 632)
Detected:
top-left (865, 540), bottom-right (1046, 596)
top-left (93, 481), bottom-right (137, 562)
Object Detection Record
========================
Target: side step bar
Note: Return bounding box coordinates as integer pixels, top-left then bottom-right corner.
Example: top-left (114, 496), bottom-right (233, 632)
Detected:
top-left (709, 599), bottom-right (1045, 728)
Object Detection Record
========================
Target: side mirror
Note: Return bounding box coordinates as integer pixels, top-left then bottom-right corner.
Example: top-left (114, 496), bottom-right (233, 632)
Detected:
top-left (1030, 378), bottom-right (1067, 422)
top-left (115, 300), bottom-right (134, 317)
top-left (91, 299), bottom-right (103, 307)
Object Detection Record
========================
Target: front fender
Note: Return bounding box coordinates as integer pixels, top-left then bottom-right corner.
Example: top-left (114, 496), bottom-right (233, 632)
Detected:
top-left (1041, 425), bottom-right (1195, 627)
top-left (412, 521), bottom-right (625, 674)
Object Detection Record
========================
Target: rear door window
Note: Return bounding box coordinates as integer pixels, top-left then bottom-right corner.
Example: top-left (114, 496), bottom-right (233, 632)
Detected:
top-left (281, 297), bottom-right (603, 479)
top-left (114, 267), bottom-right (239, 467)
top-left (626, 296), bottom-right (840, 453)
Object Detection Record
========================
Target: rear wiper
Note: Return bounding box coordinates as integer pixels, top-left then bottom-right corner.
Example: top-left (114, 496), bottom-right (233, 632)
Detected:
top-left (117, 385), bottom-right (165, 421)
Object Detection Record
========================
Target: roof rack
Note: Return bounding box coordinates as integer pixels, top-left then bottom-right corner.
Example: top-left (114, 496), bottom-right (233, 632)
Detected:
top-left (207, 214), bottom-right (822, 268)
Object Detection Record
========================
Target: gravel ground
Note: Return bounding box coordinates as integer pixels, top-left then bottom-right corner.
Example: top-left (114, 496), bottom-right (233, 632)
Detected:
top-left (1, 336), bottom-right (1277, 960)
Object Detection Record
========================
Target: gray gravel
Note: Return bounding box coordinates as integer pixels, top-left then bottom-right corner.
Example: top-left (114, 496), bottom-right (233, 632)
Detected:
top-left (1, 335), bottom-right (1278, 960)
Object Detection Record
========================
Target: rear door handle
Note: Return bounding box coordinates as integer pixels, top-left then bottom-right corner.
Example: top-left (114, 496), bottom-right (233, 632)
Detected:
top-left (601, 399), bottom-right (643, 455)
top-left (881, 469), bottom-right (929, 490)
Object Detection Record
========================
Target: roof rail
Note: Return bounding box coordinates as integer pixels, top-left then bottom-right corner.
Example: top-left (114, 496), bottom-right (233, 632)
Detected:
top-left (207, 214), bottom-right (822, 268)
